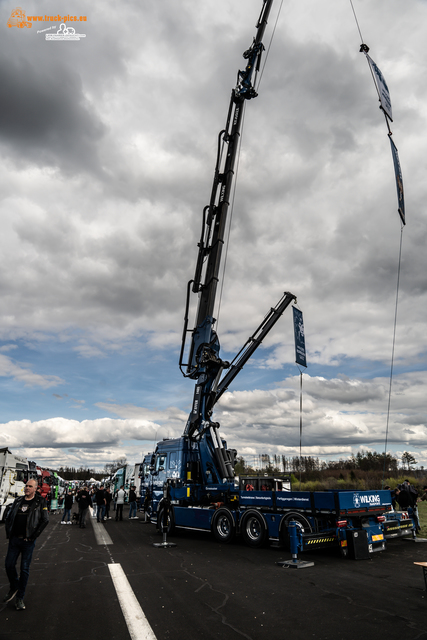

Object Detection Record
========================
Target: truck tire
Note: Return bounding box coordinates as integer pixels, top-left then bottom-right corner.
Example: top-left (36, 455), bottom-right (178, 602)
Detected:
top-left (279, 512), bottom-right (313, 550)
top-left (211, 508), bottom-right (235, 544)
top-left (157, 504), bottom-right (175, 535)
top-left (241, 510), bottom-right (268, 548)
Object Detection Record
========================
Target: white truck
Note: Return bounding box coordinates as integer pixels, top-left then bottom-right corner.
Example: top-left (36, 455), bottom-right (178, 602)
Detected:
top-left (0, 447), bottom-right (29, 521)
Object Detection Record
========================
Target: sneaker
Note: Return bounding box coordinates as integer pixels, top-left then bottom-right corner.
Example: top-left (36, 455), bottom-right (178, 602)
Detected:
top-left (61, 521), bottom-right (66, 524)
top-left (15, 598), bottom-right (25, 611)
top-left (3, 588), bottom-right (18, 603)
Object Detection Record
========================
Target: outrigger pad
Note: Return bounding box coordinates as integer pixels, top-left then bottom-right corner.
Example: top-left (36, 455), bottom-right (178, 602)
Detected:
top-left (276, 559), bottom-right (314, 569)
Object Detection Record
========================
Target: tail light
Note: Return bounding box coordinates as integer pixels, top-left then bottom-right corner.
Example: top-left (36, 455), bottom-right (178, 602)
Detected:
top-left (376, 515), bottom-right (386, 523)
top-left (336, 520), bottom-right (348, 528)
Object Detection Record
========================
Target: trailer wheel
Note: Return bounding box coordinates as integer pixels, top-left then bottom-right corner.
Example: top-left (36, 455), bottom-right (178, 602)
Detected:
top-left (157, 504), bottom-right (175, 535)
top-left (279, 512), bottom-right (313, 550)
top-left (241, 511), bottom-right (268, 548)
top-left (211, 508), bottom-right (235, 544)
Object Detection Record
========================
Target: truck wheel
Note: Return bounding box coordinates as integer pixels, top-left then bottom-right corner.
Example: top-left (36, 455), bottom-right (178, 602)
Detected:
top-left (211, 508), bottom-right (235, 544)
top-left (157, 505), bottom-right (175, 535)
top-left (241, 511), bottom-right (268, 548)
top-left (279, 512), bottom-right (313, 550)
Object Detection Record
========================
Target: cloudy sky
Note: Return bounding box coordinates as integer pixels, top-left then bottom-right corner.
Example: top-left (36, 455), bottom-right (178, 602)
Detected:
top-left (1, 0), bottom-right (426, 473)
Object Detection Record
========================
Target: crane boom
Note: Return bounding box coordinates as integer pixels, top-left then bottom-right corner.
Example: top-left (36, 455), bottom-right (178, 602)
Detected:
top-left (178, 0), bottom-right (295, 482)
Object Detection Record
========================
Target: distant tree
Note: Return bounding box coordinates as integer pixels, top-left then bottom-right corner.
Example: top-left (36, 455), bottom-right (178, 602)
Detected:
top-left (349, 451), bottom-right (397, 472)
top-left (401, 451), bottom-right (417, 471)
top-left (104, 457), bottom-right (127, 476)
top-left (234, 456), bottom-right (247, 475)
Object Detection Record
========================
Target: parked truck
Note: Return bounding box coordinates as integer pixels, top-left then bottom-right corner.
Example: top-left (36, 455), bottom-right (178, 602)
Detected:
top-left (144, 0), bottom-right (415, 558)
top-left (112, 464), bottom-right (134, 498)
top-left (0, 447), bottom-right (29, 521)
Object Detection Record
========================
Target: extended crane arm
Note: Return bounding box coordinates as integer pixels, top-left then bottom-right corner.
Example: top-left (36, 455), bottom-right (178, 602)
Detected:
top-left (180, 0), bottom-right (274, 383)
top-left (178, 1), bottom-right (292, 484)
top-left (207, 292), bottom-right (296, 413)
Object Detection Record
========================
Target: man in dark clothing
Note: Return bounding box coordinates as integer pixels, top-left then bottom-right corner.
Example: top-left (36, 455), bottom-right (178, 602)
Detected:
top-left (128, 486), bottom-right (138, 519)
top-left (3, 479), bottom-right (49, 610)
top-left (395, 487), bottom-right (411, 510)
top-left (95, 486), bottom-right (107, 523)
top-left (396, 484), bottom-right (421, 532)
top-left (105, 488), bottom-right (113, 519)
top-left (76, 485), bottom-right (91, 528)
top-left (61, 491), bottom-right (74, 524)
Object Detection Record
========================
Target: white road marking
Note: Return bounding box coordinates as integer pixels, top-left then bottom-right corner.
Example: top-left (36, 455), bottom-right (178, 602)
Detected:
top-left (88, 507), bottom-right (114, 545)
top-left (91, 518), bottom-right (114, 545)
top-left (108, 563), bottom-right (157, 640)
top-left (88, 507), bottom-right (155, 638)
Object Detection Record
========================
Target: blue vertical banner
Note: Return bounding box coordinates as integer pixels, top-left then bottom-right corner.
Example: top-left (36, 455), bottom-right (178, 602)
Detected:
top-left (389, 136), bottom-right (405, 225)
top-left (292, 307), bottom-right (307, 368)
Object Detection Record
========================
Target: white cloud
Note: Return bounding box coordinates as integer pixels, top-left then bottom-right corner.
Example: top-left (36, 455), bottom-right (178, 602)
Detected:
top-left (0, 354), bottom-right (63, 388)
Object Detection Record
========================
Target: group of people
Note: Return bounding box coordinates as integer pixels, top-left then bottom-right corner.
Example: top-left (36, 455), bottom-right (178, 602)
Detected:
top-left (1, 479), bottom-right (140, 612)
top-left (59, 483), bottom-right (139, 527)
top-left (386, 479), bottom-right (427, 533)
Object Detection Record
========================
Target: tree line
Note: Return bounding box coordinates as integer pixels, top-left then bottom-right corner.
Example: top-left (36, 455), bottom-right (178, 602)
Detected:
top-left (234, 450), bottom-right (421, 476)
top-left (57, 457), bottom-right (128, 481)
top-left (54, 451), bottom-right (421, 481)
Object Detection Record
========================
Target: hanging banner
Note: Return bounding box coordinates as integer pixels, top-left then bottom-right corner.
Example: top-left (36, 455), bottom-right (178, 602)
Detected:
top-left (389, 136), bottom-right (405, 225)
top-left (365, 53), bottom-right (393, 122)
top-left (292, 307), bottom-right (307, 368)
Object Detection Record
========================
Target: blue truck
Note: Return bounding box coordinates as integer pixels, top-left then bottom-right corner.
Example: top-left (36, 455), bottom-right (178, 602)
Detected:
top-left (147, 436), bottom-right (415, 558)
top-left (144, 0), bottom-right (415, 559)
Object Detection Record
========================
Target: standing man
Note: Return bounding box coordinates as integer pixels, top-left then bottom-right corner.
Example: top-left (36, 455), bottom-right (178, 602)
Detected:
top-left (115, 485), bottom-right (125, 521)
top-left (61, 490), bottom-right (74, 524)
top-left (76, 485), bottom-right (91, 529)
top-left (3, 479), bottom-right (49, 610)
top-left (128, 485), bottom-right (138, 519)
top-left (105, 487), bottom-right (113, 520)
top-left (95, 485), bottom-right (107, 523)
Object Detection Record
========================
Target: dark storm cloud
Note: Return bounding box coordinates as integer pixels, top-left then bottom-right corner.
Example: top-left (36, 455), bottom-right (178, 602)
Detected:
top-left (0, 53), bottom-right (106, 175)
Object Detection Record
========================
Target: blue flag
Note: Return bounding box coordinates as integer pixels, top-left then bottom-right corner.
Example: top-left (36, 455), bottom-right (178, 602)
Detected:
top-left (292, 307), bottom-right (307, 368)
top-left (389, 136), bottom-right (405, 225)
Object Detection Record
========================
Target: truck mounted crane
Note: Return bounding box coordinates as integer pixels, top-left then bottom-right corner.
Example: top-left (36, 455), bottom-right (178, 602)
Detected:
top-left (144, 1), bottom-right (415, 556)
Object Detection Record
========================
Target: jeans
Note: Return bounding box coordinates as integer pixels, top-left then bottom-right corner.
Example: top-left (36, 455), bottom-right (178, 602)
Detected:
top-left (115, 504), bottom-right (123, 520)
top-left (5, 536), bottom-right (36, 599)
top-left (97, 505), bottom-right (105, 522)
top-left (62, 508), bottom-right (71, 522)
top-left (79, 507), bottom-right (89, 527)
top-left (129, 501), bottom-right (137, 518)
top-left (409, 506), bottom-right (420, 530)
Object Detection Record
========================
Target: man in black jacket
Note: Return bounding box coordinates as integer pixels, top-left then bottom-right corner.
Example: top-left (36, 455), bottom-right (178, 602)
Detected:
top-left (76, 485), bottom-right (91, 528)
top-left (95, 486), bottom-right (107, 523)
top-left (3, 479), bottom-right (49, 610)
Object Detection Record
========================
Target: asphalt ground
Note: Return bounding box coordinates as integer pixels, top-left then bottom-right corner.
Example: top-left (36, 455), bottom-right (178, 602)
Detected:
top-left (0, 509), bottom-right (426, 640)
